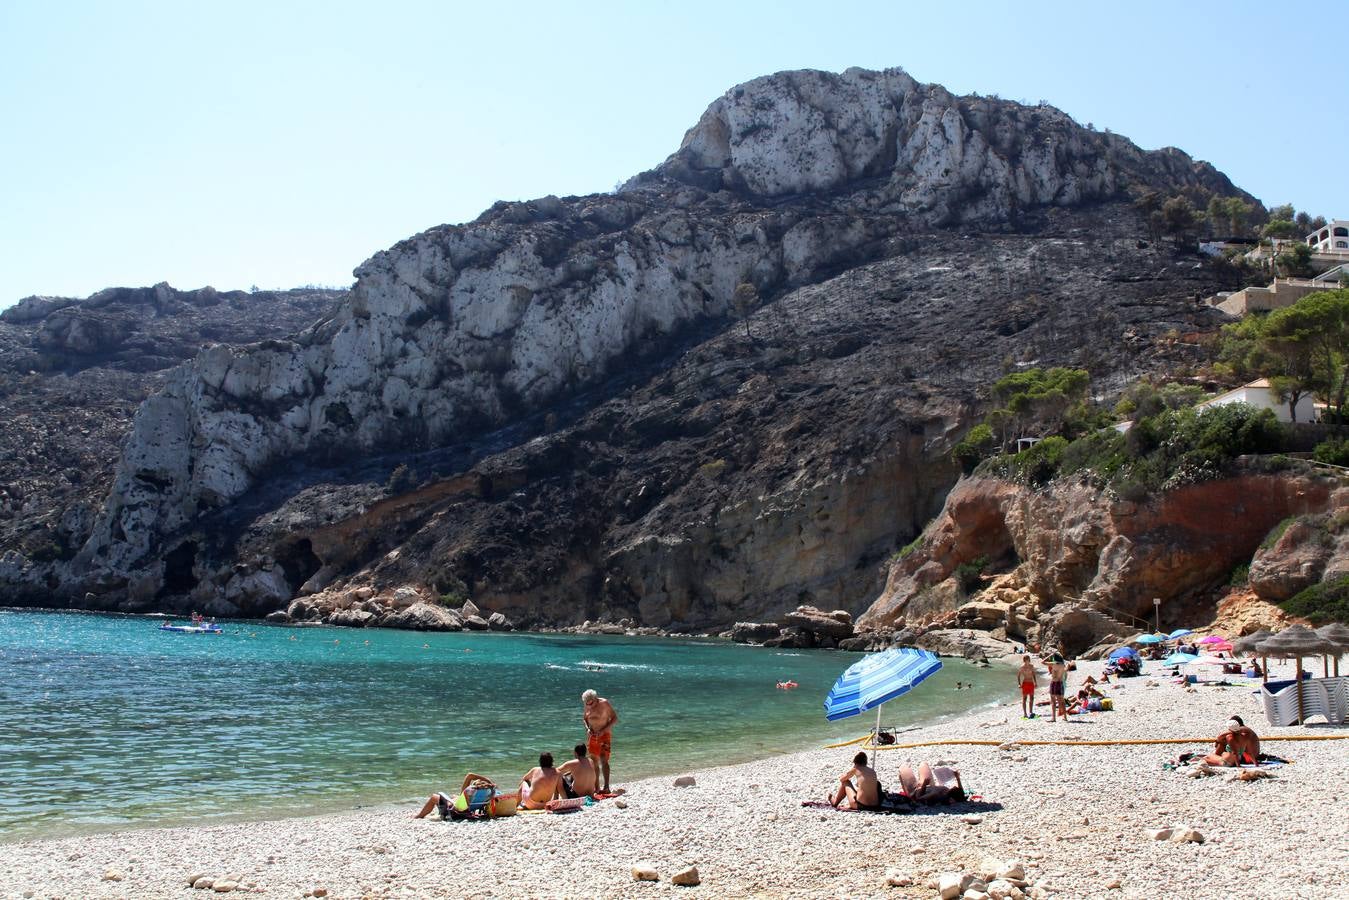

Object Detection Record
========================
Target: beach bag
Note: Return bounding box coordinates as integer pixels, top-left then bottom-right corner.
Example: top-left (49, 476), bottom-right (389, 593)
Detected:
top-left (488, 793), bottom-right (519, 817)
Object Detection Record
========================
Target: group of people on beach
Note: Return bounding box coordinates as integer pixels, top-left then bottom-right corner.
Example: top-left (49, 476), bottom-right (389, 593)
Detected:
top-left (414, 689), bottom-right (618, 818)
top-left (1015, 651), bottom-right (1119, 721)
top-left (830, 752), bottom-right (965, 811)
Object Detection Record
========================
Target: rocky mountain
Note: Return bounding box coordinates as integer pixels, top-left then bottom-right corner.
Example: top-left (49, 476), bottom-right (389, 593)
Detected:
top-left (1, 66), bottom-right (1259, 630)
top-left (0, 284), bottom-right (345, 594)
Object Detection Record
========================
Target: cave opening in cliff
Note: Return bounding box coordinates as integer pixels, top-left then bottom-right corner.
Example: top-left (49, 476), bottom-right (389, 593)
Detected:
top-left (278, 539), bottom-right (322, 593)
top-left (159, 541), bottom-right (197, 597)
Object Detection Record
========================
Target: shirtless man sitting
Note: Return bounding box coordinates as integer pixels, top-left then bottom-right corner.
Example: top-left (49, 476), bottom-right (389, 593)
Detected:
top-left (558, 744), bottom-right (598, 798)
top-left (1204, 715), bottom-right (1260, 767)
top-left (830, 751), bottom-right (882, 810)
top-left (516, 752), bottom-right (563, 810)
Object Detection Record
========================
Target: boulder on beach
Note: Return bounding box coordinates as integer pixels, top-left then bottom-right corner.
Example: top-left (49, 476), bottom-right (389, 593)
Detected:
top-left (671, 865), bottom-right (700, 886)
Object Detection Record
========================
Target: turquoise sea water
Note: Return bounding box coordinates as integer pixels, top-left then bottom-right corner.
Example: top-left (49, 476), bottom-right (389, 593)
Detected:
top-left (0, 609), bottom-right (1005, 841)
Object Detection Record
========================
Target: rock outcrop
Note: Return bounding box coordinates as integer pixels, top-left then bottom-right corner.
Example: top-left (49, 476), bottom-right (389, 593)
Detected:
top-left (0, 284), bottom-right (344, 606)
top-left (860, 467), bottom-right (1343, 655)
top-left (1248, 491), bottom-right (1349, 601)
top-left (2, 66), bottom-right (1256, 629)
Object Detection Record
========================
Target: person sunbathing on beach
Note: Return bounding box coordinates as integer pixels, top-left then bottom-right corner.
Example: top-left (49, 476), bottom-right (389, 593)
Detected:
top-left (412, 772), bottom-right (495, 819)
top-left (558, 744), bottom-right (598, 798)
top-left (898, 762), bottom-right (965, 804)
top-left (517, 752), bottom-right (564, 809)
top-left (830, 751), bottom-right (882, 810)
top-left (1204, 716), bottom-right (1260, 767)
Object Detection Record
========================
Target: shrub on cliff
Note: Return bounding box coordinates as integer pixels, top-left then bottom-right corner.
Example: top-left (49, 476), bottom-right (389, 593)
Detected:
top-left (1313, 437), bottom-right (1349, 467)
top-left (1280, 577), bottom-right (1349, 625)
top-left (952, 423), bottom-right (995, 473)
top-left (955, 555), bottom-right (989, 594)
top-left (984, 402), bottom-right (1288, 491)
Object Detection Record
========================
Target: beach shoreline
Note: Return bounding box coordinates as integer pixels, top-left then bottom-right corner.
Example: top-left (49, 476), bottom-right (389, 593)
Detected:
top-left (0, 655), bottom-right (1014, 849)
top-left (5, 656), bottom-right (1347, 899)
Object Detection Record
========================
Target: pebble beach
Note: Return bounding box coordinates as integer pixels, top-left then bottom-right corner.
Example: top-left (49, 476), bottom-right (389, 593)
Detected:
top-left (3, 657), bottom-right (1347, 900)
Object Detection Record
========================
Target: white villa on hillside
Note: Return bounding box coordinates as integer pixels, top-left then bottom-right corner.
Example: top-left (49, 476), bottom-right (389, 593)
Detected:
top-left (1307, 220), bottom-right (1349, 251)
top-left (1197, 378), bottom-right (1316, 423)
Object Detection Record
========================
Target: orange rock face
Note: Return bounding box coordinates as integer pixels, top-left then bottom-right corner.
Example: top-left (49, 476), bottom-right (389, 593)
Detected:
top-left (860, 469), bottom-right (1342, 645)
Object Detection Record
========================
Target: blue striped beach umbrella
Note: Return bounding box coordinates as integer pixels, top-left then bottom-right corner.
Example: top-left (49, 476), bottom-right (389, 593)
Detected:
top-left (823, 648), bottom-right (942, 738)
top-left (1168, 629), bottom-right (1194, 641)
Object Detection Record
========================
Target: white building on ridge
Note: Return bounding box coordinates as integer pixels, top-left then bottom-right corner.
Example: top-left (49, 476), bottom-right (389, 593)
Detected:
top-left (1307, 219), bottom-right (1349, 251)
top-left (1196, 378), bottom-right (1316, 424)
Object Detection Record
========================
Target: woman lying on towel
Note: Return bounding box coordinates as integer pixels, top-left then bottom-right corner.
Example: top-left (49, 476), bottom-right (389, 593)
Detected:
top-left (898, 762), bottom-right (966, 804)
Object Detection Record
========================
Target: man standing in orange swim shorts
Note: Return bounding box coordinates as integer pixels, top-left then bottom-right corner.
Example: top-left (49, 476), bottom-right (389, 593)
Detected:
top-left (1017, 654), bottom-right (1038, 718)
top-left (581, 689), bottom-right (618, 794)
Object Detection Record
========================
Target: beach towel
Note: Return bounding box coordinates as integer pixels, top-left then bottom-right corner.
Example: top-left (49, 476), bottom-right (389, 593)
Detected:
top-left (800, 794), bottom-right (915, 814)
top-left (590, 789), bottom-right (626, 801)
top-left (544, 796), bottom-right (587, 813)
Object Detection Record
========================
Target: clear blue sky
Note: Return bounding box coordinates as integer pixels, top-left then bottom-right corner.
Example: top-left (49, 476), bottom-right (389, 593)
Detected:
top-left (2, 1), bottom-right (1345, 307)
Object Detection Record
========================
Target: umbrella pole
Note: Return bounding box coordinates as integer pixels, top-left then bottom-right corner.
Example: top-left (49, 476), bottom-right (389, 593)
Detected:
top-left (872, 705), bottom-right (883, 768)
top-left (1262, 654), bottom-right (1268, 685)
top-left (1323, 655), bottom-right (1329, 678)
top-left (1296, 657), bottom-right (1305, 725)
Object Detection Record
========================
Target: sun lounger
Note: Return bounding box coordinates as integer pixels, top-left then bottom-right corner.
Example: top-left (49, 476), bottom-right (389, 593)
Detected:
top-left (1260, 677), bottom-right (1344, 726)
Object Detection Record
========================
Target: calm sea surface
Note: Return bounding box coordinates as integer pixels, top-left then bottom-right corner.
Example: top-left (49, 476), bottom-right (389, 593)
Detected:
top-left (0, 609), bottom-right (1005, 841)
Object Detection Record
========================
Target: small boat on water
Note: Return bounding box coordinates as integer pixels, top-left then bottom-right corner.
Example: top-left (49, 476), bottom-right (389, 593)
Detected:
top-left (159, 622), bottom-right (223, 634)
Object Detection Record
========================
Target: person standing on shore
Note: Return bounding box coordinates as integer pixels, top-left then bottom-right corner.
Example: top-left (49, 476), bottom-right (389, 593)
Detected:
top-left (581, 689), bottom-right (618, 794)
top-left (1047, 654), bottom-right (1068, 722)
top-left (1017, 655), bottom-right (1038, 718)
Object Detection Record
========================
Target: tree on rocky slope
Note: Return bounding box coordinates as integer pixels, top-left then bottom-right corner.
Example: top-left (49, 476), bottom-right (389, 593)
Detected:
top-left (992, 367), bottom-right (1091, 442)
top-left (1207, 196), bottom-right (1254, 237)
top-left (1262, 289), bottom-right (1349, 424)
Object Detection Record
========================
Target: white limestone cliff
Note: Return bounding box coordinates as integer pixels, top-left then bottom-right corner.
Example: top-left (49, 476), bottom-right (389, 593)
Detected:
top-left (72, 66), bottom-right (1244, 592)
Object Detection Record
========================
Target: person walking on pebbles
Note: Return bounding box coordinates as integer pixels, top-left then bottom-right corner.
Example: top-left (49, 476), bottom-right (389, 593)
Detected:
top-left (581, 689), bottom-right (618, 794)
top-left (1017, 654), bottom-right (1038, 718)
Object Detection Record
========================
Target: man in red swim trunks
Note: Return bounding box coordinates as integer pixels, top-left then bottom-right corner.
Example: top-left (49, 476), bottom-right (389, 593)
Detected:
top-left (1017, 655), bottom-right (1038, 718)
top-left (581, 689), bottom-right (618, 793)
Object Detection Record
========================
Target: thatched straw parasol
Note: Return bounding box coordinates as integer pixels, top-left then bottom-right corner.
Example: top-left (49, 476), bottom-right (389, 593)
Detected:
top-left (1257, 625), bottom-right (1339, 723)
top-left (1316, 623), bottom-right (1349, 677)
top-left (1235, 630), bottom-right (1274, 683)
